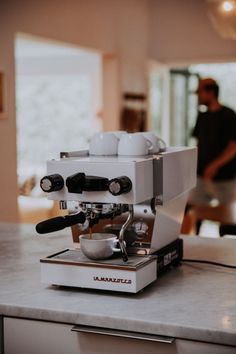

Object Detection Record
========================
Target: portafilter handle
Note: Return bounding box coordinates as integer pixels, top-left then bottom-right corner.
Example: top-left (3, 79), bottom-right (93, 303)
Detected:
top-left (35, 211), bottom-right (86, 234)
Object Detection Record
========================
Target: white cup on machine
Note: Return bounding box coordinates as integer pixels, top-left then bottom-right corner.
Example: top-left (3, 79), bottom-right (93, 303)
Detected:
top-left (110, 130), bottom-right (127, 139)
top-left (139, 132), bottom-right (166, 153)
top-left (79, 233), bottom-right (120, 260)
top-left (89, 132), bottom-right (119, 156)
top-left (118, 133), bottom-right (153, 156)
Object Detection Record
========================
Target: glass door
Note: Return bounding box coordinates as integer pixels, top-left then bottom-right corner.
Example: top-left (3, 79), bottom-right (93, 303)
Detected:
top-left (169, 69), bottom-right (199, 146)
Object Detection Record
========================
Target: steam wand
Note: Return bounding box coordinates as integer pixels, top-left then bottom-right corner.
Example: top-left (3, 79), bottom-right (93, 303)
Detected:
top-left (119, 205), bottom-right (134, 262)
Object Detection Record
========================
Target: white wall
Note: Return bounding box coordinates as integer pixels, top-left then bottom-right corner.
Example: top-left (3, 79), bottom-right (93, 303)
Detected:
top-left (0, 0), bottom-right (149, 222)
top-left (0, 5), bottom-right (18, 222)
top-left (149, 0), bottom-right (236, 64)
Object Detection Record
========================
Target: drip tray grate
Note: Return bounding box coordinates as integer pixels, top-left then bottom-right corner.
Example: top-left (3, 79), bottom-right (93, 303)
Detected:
top-left (40, 248), bottom-right (156, 270)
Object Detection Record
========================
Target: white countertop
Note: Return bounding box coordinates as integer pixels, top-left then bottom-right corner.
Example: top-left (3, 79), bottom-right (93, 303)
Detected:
top-left (0, 223), bottom-right (236, 346)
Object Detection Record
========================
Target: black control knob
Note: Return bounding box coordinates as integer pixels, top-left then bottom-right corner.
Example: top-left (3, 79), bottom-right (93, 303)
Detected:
top-left (108, 176), bottom-right (132, 196)
top-left (40, 174), bottom-right (64, 192)
top-left (66, 173), bottom-right (109, 193)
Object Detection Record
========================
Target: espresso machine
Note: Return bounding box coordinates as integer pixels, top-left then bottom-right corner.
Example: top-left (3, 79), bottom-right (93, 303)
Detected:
top-left (36, 141), bottom-right (197, 293)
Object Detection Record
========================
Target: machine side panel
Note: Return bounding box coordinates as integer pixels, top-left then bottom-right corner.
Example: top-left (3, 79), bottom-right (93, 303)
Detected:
top-left (136, 161), bottom-right (153, 203)
top-left (151, 192), bottom-right (189, 250)
top-left (161, 147), bottom-right (197, 202)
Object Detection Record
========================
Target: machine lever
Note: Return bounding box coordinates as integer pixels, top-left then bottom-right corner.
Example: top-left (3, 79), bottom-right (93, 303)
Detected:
top-left (35, 212), bottom-right (86, 234)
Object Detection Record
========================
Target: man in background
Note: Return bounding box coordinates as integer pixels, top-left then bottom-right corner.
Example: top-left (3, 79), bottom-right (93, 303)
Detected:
top-left (187, 78), bottom-right (236, 235)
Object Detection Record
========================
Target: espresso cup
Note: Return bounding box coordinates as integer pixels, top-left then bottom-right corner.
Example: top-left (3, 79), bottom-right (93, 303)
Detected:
top-left (118, 133), bottom-right (153, 156)
top-left (79, 233), bottom-right (120, 260)
top-left (110, 130), bottom-right (127, 138)
top-left (89, 132), bottom-right (119, 156)
top-left (139, 132), bottom-right (166, 153)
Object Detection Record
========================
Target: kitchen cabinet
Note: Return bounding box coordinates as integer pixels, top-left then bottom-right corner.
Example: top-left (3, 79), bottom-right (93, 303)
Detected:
top-left (3, 317), bottom-right (236, 354)
top-left (0, 316), bottom-right (3, 354)
top-left (3, 317), bottom-right (176, 354)
top-left (1, 225), bottom-right (236, 352)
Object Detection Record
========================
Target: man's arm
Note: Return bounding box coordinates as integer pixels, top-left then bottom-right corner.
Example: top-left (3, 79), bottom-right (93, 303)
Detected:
top-left (203, 140), bottom-right (236, 179)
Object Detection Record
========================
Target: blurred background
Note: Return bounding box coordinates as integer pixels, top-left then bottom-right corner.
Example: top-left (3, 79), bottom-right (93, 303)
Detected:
top-left (0, 0), bottom-right (235, 232)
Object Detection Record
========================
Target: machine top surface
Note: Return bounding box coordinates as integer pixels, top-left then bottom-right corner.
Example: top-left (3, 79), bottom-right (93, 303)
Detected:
top-left (52, 146), bottom-right (194, 163)
top-left (52, 154), bottom-right (157, 164)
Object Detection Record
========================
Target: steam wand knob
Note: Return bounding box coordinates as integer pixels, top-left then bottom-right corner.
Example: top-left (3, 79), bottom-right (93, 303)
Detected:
top-left (40, 174), bottom-right (64, 192)
top-left (108, 176), bottom-right (132, 196)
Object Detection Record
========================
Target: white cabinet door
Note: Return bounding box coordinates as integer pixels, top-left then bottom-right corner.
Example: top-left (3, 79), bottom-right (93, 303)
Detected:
top-left (4, 318), bottom-right (177, 354)
top-left (176, 339), bottom-right (236, 354)
top-left (4, 318), bottom-right (80, 354)
top-left (0, 316), bottom-right (3, 354)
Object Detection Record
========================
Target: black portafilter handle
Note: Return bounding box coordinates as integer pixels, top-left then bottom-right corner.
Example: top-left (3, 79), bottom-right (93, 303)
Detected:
top-left (35, 211), bottom-right (86, 234)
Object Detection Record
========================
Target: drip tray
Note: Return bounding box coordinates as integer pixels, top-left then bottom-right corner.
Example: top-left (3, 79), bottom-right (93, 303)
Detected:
top-left (39, 240), bottom-right (182, 293)
top-left (40, 248), bottom-right (156, 271)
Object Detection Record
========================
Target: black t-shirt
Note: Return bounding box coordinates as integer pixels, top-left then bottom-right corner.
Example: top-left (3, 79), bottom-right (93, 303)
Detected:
top-left (192, 106), bottom-right (236, 181)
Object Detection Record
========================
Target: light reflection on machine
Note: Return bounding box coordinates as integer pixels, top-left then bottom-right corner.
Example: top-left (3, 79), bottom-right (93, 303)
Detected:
top-left (36, 142), bottom-right (197, 293)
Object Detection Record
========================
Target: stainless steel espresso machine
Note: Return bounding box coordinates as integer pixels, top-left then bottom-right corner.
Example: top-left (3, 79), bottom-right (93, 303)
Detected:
top-left (36, 142), bottom-right (197, 293)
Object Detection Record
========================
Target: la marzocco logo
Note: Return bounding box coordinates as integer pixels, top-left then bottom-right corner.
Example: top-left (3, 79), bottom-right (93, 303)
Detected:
top-left (93, 276), bottom-right (132, 284)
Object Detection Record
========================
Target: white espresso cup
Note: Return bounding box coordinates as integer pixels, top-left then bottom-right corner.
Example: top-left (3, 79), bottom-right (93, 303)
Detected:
top-left (110, 130), bottom-right (127, 139)
top-left (89, 132), bottom-right (119, 156)
top-left (118, 133), bottom-right (153, 156)
top-left (138, 132), bottom-right (166, 153)
top-left (79, 233), bottom-right (120, 260)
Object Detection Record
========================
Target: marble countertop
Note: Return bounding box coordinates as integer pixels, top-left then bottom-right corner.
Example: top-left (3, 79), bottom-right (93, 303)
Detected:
top-left (0, 223), bottom-right (236, 346)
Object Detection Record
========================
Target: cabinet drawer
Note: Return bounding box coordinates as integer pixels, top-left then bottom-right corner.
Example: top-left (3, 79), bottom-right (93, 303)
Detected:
top-left (4, 318), bottom-right (236, 354)
top-left (4, 318), bottom-right (176, 354)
